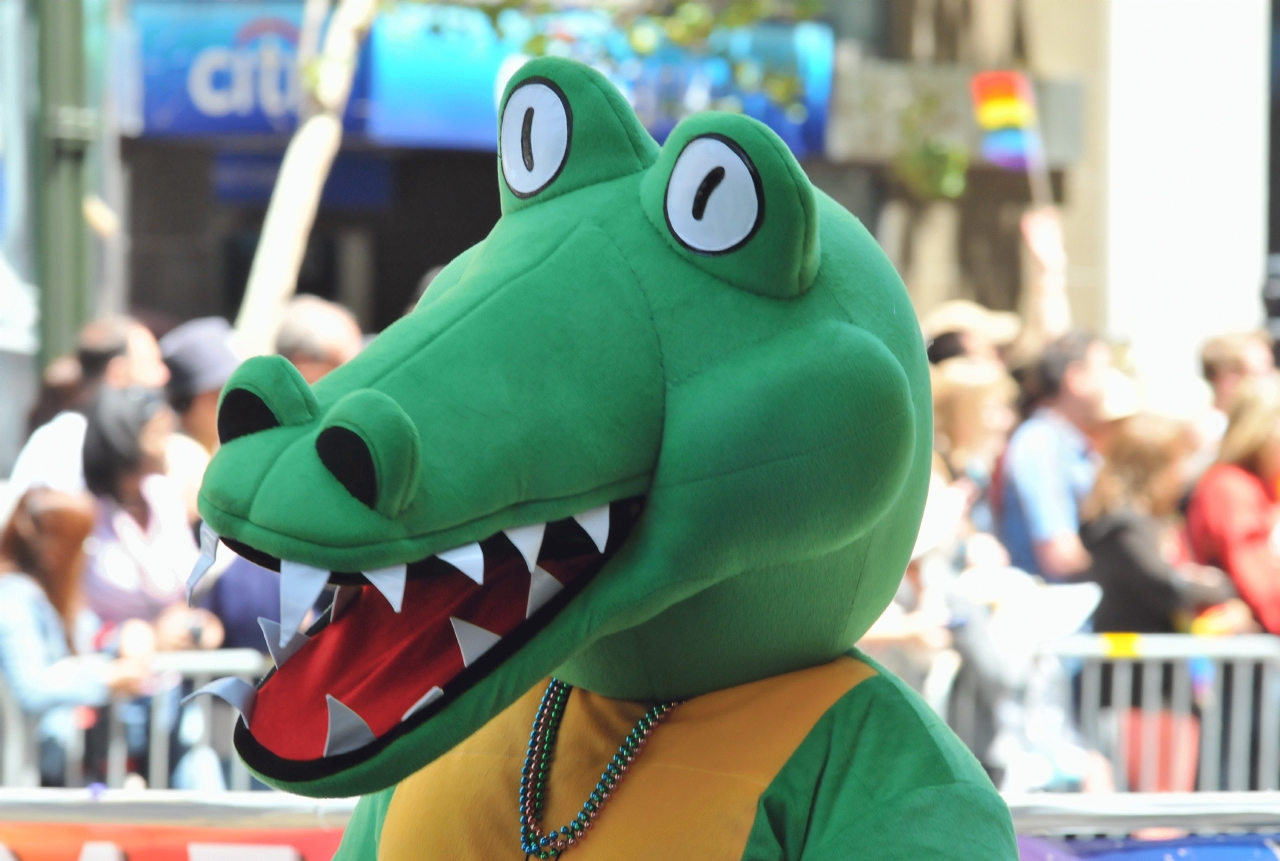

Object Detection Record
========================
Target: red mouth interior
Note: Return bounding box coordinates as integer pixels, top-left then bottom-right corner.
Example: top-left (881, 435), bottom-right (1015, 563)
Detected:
top-left (247, 536), bottom-right (604, 761)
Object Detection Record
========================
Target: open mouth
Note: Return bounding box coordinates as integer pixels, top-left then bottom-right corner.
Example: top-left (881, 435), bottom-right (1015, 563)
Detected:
top-left (202, 497), bottom-right (644, 781)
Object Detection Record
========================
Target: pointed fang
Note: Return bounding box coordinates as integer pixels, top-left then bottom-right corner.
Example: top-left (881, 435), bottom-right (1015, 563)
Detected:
top-left (324, 694), bottom-right (377, 757)
top-left (363, 564), bottom-right (407, 613)
top-left (438, 542), bottom-right (485, 585)
top-left (279, 561), bottom-right (330, 646)
top-left (450, 617), bottom-right (502, 667)
top-left (572, 505), bottom-right (611, 553)
top-left (186, 523), bottom-right (219, 606)
top-left (258, 617), bottom-right (309, 668)
top-left (401, 686), bottom-right (444, 722)
top-left (183, 677), bottom-right (257, 723)
top-left (503, 523), bottom-right (546, 572)
top-left (527, 566), bottom-right (563, 618)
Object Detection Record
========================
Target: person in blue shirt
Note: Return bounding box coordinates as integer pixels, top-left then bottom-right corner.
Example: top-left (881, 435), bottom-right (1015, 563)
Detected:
top-left (1000, 332), bottom-right (1111, 580)
top-left (0, 488), bottom-right (151, 784)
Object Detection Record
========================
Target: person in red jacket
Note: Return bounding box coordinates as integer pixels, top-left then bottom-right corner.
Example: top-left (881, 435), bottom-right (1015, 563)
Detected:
top-left (1187, 376), bottom-right (1280, 633)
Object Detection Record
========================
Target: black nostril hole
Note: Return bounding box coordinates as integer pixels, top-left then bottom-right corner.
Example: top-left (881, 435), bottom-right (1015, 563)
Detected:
top-left (218, 389), bottom-right (281, 443)
top-left (316, 426), bottom-right (378, 510)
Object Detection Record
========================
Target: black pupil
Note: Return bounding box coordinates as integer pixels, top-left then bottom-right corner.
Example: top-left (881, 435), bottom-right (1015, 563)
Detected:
top-left (692, 167), bottom-right (725, 221)
top-left (521, 107), bottom-right (535, 171)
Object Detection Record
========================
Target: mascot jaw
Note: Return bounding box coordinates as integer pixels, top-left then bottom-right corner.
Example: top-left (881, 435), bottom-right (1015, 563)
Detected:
top-left (221, 496), bottom-right (645, 781)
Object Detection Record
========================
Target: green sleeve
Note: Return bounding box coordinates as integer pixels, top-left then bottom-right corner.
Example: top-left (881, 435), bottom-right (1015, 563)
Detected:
top-left (741, 651), bottom-right (1017, 861)
top-left (334, 787), bottom-right (397, 861)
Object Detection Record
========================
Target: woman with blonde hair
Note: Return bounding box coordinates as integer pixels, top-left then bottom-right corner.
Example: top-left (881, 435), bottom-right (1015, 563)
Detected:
top-left (931, 356), bottom-right (1017, 535)
top-left (1081, 414), bottom-right (1240, 633)
top-left (1187, 376), bottom-right (1280, 633)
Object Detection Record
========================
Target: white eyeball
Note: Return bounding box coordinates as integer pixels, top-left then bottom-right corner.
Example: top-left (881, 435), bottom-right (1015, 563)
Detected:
top-left (500, 80), bottom-right (571, 198)
top-left (664, 135), bottom-right (762, 254)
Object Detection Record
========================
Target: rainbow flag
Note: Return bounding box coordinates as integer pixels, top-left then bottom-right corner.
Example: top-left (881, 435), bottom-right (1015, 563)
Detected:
top-left (970, 70), bottom-right (1039, 171)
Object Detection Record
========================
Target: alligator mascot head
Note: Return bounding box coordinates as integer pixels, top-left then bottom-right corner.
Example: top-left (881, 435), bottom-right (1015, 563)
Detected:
top-left (195, 56), bottom-right (930, 798)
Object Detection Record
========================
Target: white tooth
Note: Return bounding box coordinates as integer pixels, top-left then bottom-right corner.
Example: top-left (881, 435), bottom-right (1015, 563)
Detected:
top-left (182, 677), bottom-right (257, 723)
top-left (526, 566), bottom-right (564, 618)
top-left (572, 505), bottom-right (611, 553)
top-left (363, 564), bottom-right (407, 613)
top-left (279, 561), bottom-right (330, 647)
top-left (401, 686), bottom-right (444, 722)
top-left (503, 523), bottom-right (546, 572)
top-left (450, 617), bottom-right (502, 667)
top-left (438, 542), bottom-right (485, 585)
top-left (258, 617), bottom-right (309, 667)
top-left (324, 694), bottom-right (377, 757)
top-left (330, 585), bottom-right (360, 622)
top-left (185, 523), bottom-right (220, 605)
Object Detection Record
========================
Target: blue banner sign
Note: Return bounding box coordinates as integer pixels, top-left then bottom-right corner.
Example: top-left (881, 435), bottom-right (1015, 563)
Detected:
top-left (134, 2), bottom-right (368, 136)
top-left (132, 3), bottom-right (831, 157)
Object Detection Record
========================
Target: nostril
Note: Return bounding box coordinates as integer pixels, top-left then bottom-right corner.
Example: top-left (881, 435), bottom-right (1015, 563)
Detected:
top-left (218, 389), bottom-right (281, 443)
top-left (316, 426), bottom-right (378, 510)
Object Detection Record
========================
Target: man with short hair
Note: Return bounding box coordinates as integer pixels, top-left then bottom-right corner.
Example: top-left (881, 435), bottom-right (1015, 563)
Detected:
top-left (7, 317), bottom-right (170, 499)
top-left (160, 317), bottom-right (241, 524)
top-left (1201, 332), bottom-right (1274, 414)
top-left (275, 295), bottom-right (363, 384)
top-left (1189, 332), bottom-right (1276, 475)
top-left (999, 331), bottom-right (1111, 579)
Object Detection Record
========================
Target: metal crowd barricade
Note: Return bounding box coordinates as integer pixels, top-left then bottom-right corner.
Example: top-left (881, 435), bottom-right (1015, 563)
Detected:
top-left (103, 649), bottom-right (271, 791)
top-left (0, 649), bottom-right (269, 789)
top-left (1044, 634), bottom-right (1280, 792)
top-left (1006, 790), bottom-right (1280, 835)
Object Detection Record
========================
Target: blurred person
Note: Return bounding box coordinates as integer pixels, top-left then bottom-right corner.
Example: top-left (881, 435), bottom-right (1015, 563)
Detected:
top-left (275, 295), bottom-right (362, 383)
top-left (1189, 332), bottom-right (1276, 475)
top-left (998, 331), bottom-right (1110, 579)
top-left (1186, 377), bottom-right (1280, 634)
top-left (1202, 332), bottom-right (1274, 416)
top-left (159, 317), bottom-right (282, 652)
top-left (1079, 413), bottom-right (1245, 634)
top-left (159, 317), bottom-right (241, 524)
top-left (932, 356), bottom-right (1018, 534)
top-left (26, 355), bottom-right (84, 436)
top-left (8, 317), bottom-right (170, 499)
top-left (922, 300), bottom-right (1021, 365)
top-left (1087, 367), bottom-right (1142, 459)
top-left (0, 487), bottom-right (152, 784)
top-left (79, 386), bottom-right (223, 650)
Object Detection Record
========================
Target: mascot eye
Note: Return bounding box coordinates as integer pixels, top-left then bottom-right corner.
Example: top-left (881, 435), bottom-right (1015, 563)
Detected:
top-left (664, 135), bottom-right (763, 255)
top-left (500, 80), bottom-right (571, 198)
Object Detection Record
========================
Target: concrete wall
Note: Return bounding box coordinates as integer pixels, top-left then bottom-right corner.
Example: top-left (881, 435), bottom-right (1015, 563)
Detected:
top-left (1107, 0), bottom-right (1270, 415)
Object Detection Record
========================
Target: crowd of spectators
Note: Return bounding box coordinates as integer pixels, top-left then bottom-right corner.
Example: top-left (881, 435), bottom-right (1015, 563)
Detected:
top-left (0, 295), bottom-right (363, 787)
top-left (861, 300), bottom-right (1280, 794)
top-left (3, 280), bottom-right (1280, 793)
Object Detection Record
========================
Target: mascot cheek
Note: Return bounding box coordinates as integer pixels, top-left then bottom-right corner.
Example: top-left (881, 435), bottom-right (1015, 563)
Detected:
top-left (646, 319), bottom-right (916, 577)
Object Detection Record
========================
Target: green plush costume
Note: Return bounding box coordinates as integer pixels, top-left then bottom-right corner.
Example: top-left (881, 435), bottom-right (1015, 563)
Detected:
top-left (194, 57), bottom-right (1016, 860)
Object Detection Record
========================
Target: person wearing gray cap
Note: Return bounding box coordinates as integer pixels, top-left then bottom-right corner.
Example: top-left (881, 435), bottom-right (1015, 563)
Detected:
top-left (159, 317), bottom-right (241, 525)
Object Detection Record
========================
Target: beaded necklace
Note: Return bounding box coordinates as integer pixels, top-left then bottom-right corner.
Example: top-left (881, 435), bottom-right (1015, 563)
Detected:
top-left (519, 679), bottom-right (680, 859)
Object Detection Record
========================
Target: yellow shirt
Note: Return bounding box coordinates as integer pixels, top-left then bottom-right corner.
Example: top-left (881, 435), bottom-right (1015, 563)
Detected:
top-left (378, 657), bottom-right (876, 861)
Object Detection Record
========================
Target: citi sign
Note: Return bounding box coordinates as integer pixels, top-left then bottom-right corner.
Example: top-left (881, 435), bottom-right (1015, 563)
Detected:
top-left (186, 17), bottom-right (299, 120)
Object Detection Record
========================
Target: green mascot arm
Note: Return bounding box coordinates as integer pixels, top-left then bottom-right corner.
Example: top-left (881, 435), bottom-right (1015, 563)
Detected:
top-left (333, 787), bottom-right (396, 861)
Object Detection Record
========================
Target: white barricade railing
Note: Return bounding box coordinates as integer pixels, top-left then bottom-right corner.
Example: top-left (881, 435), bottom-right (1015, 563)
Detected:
top-left (1040, 634), bottom-right (1280, 793)
top-left (0, 649), bottom-right (270, 789)
top-left (1006, 790), bottom-right (1280, 835)
top-left (0, 787), bottom-right (355, 826)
